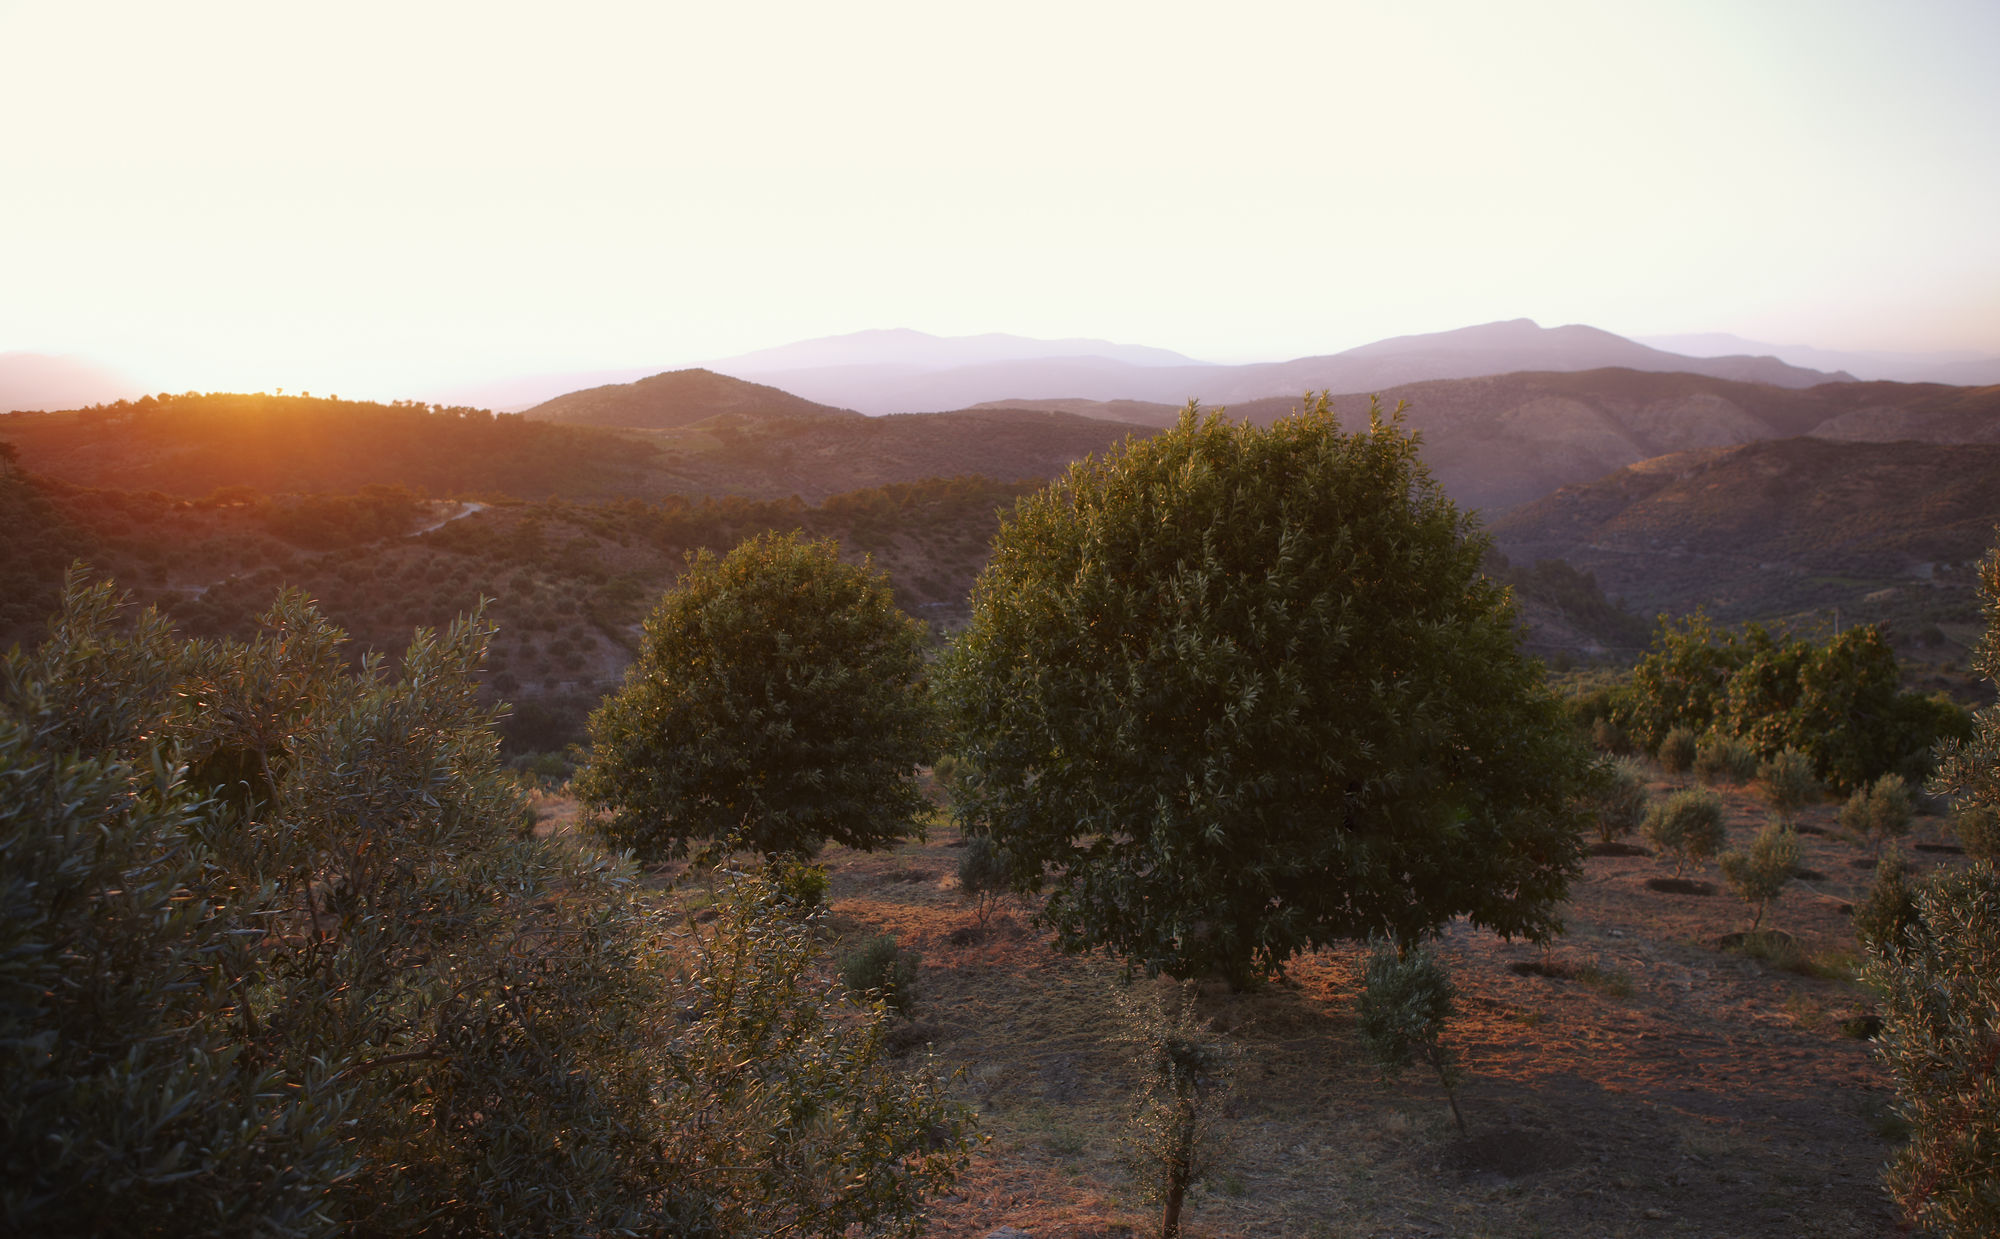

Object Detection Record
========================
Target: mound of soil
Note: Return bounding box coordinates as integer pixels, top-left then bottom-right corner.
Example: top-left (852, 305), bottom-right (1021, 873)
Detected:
top-left (1645, 877), bottom-right (1716, 895)
top-left (1794, 867), bottom-right (1828, 882)
top-left (1588, 841), bottom-right (1652, 857)
top-left (1915, 842), bottom-right (1964, 855)
top-left (1446, 1129), bottom-right (1581, 1178)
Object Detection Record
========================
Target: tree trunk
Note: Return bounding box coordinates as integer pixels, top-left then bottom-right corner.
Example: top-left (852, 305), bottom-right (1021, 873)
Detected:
top-left (1161, 1095), bottom-right (1196, 1238)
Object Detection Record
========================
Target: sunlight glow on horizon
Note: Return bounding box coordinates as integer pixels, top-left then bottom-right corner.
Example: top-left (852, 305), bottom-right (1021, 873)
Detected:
top-left (3, 0), bottom-right (1997, 401)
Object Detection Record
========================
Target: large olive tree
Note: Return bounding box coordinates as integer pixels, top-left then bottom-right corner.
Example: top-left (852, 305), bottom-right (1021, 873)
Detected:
top-left (578, 531), bottom-right (936, 863)
top-left (939, 399), bottom-right (1591, 983)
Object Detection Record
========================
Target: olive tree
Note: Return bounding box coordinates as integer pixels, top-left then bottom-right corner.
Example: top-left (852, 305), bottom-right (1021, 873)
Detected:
top-left (2, 572), bottom-right (971, 1237)
top-left (938, 399), bottom-right (1591, 984)
top-left (578, 531), bottom-right (936, 863)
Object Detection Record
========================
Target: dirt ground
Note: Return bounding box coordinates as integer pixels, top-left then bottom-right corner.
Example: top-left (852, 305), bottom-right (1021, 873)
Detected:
top-left (793, 768), bottom-right (1964, 1239)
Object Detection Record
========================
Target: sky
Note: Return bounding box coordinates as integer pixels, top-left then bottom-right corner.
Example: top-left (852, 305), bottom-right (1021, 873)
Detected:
top-left (2, 0), bottom-right (1997, 401)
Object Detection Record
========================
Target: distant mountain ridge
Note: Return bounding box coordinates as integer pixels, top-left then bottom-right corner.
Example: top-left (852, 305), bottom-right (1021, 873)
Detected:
top-left (710, 318), bottom-right (1852, 413)
top-left (1639, 332), bottom-right (2000, 387)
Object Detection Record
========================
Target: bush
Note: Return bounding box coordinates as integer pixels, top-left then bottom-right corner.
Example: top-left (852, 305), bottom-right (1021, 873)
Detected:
top-left (956, 834), bottom-right (1009, 927)
top-left (1693, 733), bottom-right (1758, 786)
top-left (1591, 715), bottom-right (1631, 755)
top-left (1952, 803), bottom-right (1999, 864)
top-left (1589, 756), bottom-right (1649, 843)
top-left (842, 935), bottom-right (921, 1017)
top-left (1862, 862), bottom-right (2000, 1238)
top-left (1841, 774), bottom-right (1916, 858)
top-left (0, 573), bottom-right (973, 1236)
top-left (1757, 747), bottom-right (1821, 823)
top-left (1357, 942), bottom-right (1467, 1134)
top-left (1115, 981), bottom-right (1238, 1239)
top-left (1719, 820), bottom-right (1801, 930)
top-left (1854, 853), bottom-right (1920, 955)
top-left (772, 857), bottom-right (831, 911)
top-left (1658, 726), bottom-right (1698, 774)
top-left (1642, 786), bottom-right (1727, 877)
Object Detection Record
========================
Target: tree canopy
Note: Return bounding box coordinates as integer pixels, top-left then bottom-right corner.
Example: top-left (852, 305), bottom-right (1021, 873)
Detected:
top-left (938, 399), bottom-right (1591, 983)
top-left (577, 530), bottom-right (936, 862)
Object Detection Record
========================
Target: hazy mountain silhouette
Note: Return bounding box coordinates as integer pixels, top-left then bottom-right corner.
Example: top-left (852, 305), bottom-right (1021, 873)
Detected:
top-left (707, 319), bottom-right (1851, 413)
top-left (1639, 332), bottom-right (2000, 386)
top-left (521, 369), bottom-right (860, 429)
top-left (1, 352), bottom-right (142, 412)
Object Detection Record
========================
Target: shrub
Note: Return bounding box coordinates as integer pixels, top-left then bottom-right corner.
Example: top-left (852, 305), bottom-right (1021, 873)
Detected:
top-left (0, 573), bottom-right (973, 1236)
top-left (772, 857), bottom-right (831, 911)
top-left (1115, 981), bottom-right (1238, 1239)
top-left (1757, 747), bottom-right (1821, 823)
top-left (1642, 786), bottom-right (1727, 877)
top-left (956, 834), bottom-right (1010, 927)
top-left (1589, 756), bottom-right (1649, 843)
top-left (1842, 774), bottom-right (1916, 859)
top-left (1693, 733), bottom-right (1758, 785)
top-left (842, 935), bottom-right (921, 1017)
top-left (1591, 715), bottom-right (1631, 755)
top-left (1357, 942), bottom-right (1467, 1134)
top-left (1952, 803), bottom-right (1999, 864)
top-left (1658, 726), bottom-right (1699, 774)
top-left (1855, 853), bottom-right (1920, 955)
top-left (1862, 862), bottom-right (2000, 1238)
top-left (1719, 819), bottom-right (1801, 930)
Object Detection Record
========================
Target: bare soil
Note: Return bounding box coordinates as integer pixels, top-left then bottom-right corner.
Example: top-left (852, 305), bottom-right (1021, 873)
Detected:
top-left (792, 768), bottom-right (1960, 1239)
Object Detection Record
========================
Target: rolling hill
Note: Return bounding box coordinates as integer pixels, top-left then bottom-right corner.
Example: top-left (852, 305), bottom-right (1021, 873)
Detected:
top-left (1489, 436), bottom-right (2000, 636)
top-left (520, 368), bottom-right (860, 428)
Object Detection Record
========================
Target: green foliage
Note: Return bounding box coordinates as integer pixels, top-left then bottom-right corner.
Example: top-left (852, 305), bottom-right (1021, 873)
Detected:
top-left (1757, 747), bottom-right (1821, 823)
top-left (1115, 981), bottom-right (1238, 1239)
top-left (1591, 715), bottom-right (1632, 755)
top-left (772, 857), bottom-right (831, 911)
top-left (1642, 786), bottom-right (1727, 878)
top-left (577, 531), bottom-right (937, 863)
top-left (1693, 732), bottom-right (1758, 786)
top-left (1619, 614), bottom-right (1969, 794)
top-left (939, 400), bottom-right (1590, 983)
top-left (1862, 862), bottom-right (2000, 1239)
top-left (1589, 756), bottom-right (1649, 843)
top-left (1719, 820), bottom-right (1801, 931)
top-left (1855, 853), bottom-right (1921, 955)
top-left (1657, 726), bottom-right (1699, 774)
top-left (1841, 774), bottom-right (1916, 858)
top-left (840, 935), bottom-right (921, 1018)
top-left (956, 833), bottom-right (1010, 927)
top-left (1953, 803), bottom-right (2000, 864)
top-left (1356, 942), bottom-right (1467, 1134)
top-left (0, 572), bottom-right (970, 1237)
top-left (1935, 541), bottom-right (2000, 856)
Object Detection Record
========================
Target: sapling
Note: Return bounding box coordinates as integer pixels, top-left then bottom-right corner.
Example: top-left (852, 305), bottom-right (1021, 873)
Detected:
top-left (1590, 756), bottom-right (1649, 844)
top-left (1657, 726), bottom-right (1699, 775)
top-left (1720, 819), bottom-right (1801, 930)
top-left (956, 833), bottom-right (1009, 927)
top-left (1642, 786), bottom-right (1727, 878)
top-left (1757, 747), bottom-right (1822, 824)
top-left (1841, 774), bottom-right (1915, 860)
top-left (1115, 981), bottom-right (1238, 1239)
top-left (1357, 941), bottom-right (1467, 1134)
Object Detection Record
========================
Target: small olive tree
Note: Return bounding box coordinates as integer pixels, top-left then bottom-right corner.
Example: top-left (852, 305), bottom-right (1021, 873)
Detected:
top-left (1757, 747), bottom-right (1821, 824)
top-left (1116, 982), bottom-right (1238, 1239)
top-left (1841, 773), bottom-right (1915, 860)
top-left (578, 531), bottom-right (936, 863)
top-left (1719, 820), bottom-right (1801, 931)
top-left (1642, 786), bottom-right (1727, 878)
top-left (1357, 941), bottom-right (1467, 1134)
top-left (1590, 756), bottom-right (1649, 844)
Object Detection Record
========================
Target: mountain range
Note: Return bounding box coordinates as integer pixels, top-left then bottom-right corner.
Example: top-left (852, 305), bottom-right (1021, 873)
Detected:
top-left (707, 319), bottom-right (1852, 414)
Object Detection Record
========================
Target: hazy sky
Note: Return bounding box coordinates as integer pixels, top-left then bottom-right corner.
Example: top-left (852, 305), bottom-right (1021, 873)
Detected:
top-left (3, 0), bottom-right (1996, 399)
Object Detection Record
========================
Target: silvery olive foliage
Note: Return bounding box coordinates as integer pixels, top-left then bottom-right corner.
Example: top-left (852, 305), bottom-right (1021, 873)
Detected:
top-left (1, 571), bottom-right (969, 1237)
